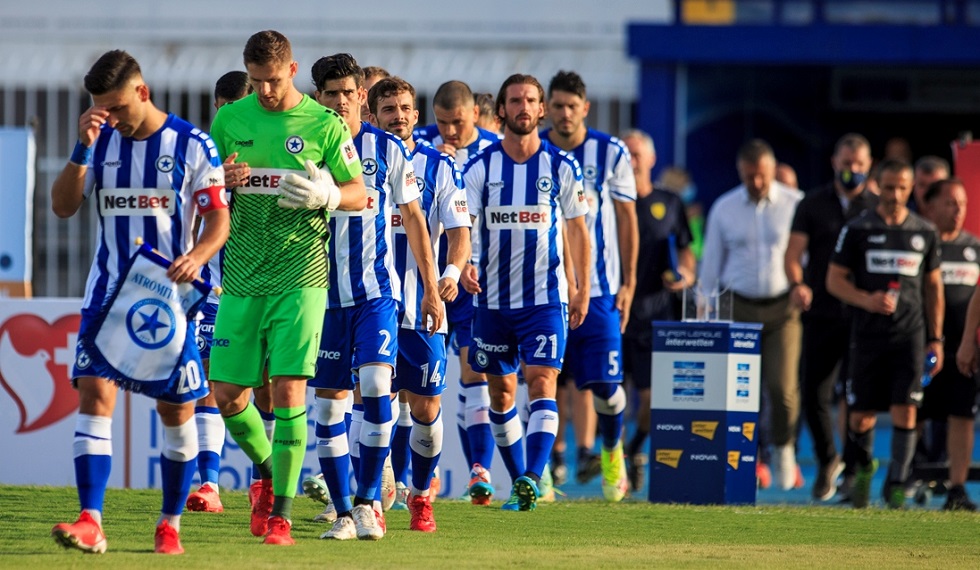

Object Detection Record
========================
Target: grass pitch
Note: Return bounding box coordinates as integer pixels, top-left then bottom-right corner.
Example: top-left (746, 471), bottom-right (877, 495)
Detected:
top-left (1, 484), bottom-right (977, 569)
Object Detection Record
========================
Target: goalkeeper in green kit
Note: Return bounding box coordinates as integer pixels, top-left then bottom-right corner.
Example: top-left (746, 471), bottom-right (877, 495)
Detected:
top-left (208, 30), bottom-right (367, 546)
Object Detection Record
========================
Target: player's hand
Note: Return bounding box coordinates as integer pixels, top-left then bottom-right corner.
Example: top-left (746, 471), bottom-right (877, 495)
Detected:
top-left (278, 159), bottom-right (341, 210)
top-left (568, 291), bottom-right (590, 330)
top-left (928, 341), bottom-right (944, 377)
top-left (438, 277), bottom-right (458, 303)
top-left (167, 254), bottom-right (202, 284)
top-left (864, 290), bottom-right (896, 315)
top-left (789, 283), bottom-right (812, 311)
top-left (436, 143), bottom-right (457, 156)
top-left (956, 337), bottom-right (978, 377)
top-left (662, 268), bottom-right (690, 293)
top-left (222, 152), bottom-right (251, 188)
top-left (78, 106), bottom-right (109, 148)
top-left (461, 264), bottom-right (481, 295)
top-left (615, 284), bottom-right (634, 333)
top-left (420, 290), bottom-right (444, 337)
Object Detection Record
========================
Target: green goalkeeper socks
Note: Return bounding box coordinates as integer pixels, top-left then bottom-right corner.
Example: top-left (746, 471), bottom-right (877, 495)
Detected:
top-left (270, 406), bottom-right (307, 520)
top-left (223, 403), bottom-right (273, 479)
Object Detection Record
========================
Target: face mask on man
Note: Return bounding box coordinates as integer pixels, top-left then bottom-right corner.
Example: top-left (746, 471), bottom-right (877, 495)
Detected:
top-left (836, 169), bottom-right (867, 191)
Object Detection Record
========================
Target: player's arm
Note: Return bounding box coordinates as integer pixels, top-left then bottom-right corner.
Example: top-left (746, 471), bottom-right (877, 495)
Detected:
top-left (698, 203), bottom-right (725, 293)
top-left (169, 207), bottom-right (230, 284)
top-left (956, 286), bottom-right (980, 376)
top-left (566, 214), bottom-right (591, 329)
top-left (441, 226), bottom-right (471, 302)
top-left (400, 199), bottom-right (444, 335)
top-left (785, 232), bottom-right (812, 311)
top-left (923, 266), bottom-right (945, 376)
top-left (825, 263), bottom-right (893, 315)
top-left (52, 105), bottom-right (108, 218)
top-left (613, 199), bottom-right (639, 332)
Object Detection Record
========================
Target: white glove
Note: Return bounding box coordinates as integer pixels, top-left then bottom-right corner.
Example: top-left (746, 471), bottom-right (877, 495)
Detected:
top-left (278, 159), bottom-right (341, 211)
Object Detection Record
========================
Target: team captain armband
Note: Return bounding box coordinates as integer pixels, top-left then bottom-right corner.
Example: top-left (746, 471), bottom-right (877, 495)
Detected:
top-left (193, 184), bottom-right (228, 214)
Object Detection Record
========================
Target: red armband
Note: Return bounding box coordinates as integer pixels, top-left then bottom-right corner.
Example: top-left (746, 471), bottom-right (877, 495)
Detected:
top-left (193, 185), bottom-right (228, 214)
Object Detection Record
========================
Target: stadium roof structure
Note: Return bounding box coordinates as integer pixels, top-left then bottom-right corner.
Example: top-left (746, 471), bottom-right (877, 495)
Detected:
top-left (0, 0), bottom-right (671, 98)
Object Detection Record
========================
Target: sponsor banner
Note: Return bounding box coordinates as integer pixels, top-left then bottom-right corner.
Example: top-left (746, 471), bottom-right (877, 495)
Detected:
top-left (0, 128), bottom-right (35, 297)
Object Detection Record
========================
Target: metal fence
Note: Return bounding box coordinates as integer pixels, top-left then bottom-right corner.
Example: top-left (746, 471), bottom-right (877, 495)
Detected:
top-left (6, 86), bottom-right (634, 298)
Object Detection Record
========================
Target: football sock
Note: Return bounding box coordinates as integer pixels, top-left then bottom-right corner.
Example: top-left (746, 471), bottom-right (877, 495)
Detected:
top-left (888, 426), bottom-right (917, 483)
top-left (160, 417), bottom-right (198, 523)
top-left (195, 406), bottom-right (224, 486)
top-left (316, 396), bottom-right (353, 514)
top-left (391, 400), bottom-right (412, 486)
top-left (349, 404), bottom-right (363, 479)
top-left (357, 365), bottom-right (393, 502)
top-left (251, 407), bottom-right (276, 481)
top-left (223, 403), bottom-right (272, 475)
top-left (456, 379), bottom-right (473, 467)
top-left (464, 381), bottom-right (494, 468)
top-left (74, 414), bottom-right (112, 522)
top-left (270, 406), bottom-right (306, 520)
top-left (489, 405), bottom-right (525, 481)
top-left (525, 398), bottom-right (559, 479)
top-left (410, 409), bottom-right (444, 495)
top-left (846, 427), bottom-right (874, 468)
top-left (592, 384), bottom-right (626, 450)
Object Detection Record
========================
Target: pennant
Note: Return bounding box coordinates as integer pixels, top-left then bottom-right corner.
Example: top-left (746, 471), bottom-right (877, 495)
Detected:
top-left (79, 243), bottom-right (211, 403)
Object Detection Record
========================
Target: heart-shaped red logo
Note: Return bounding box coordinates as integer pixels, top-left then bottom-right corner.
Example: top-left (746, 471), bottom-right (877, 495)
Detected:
top-left (0, 313), bottom-right (81, 433)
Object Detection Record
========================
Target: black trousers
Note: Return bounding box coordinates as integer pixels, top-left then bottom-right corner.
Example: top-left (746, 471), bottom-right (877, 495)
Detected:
top-left (801, 316), bottom-right (850, 467)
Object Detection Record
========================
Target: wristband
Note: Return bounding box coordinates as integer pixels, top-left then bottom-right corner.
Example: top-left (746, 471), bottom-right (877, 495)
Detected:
top-left (70, 140), bottom-right (93, 166)
top-left (440, 264), bottom-right (462, 284)
top-left (928, 336), bottom-right (945, 344)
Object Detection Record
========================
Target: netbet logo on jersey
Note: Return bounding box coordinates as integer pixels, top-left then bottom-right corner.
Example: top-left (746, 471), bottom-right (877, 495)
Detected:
top-left (865, 250), bottom-right (923, 276)
top-left (485, 205), bottom-right (549, 230)
top-left (332, 189), bottom-right (381, 219)
top-left (941, 261), bottom-right (980, 286)
top-left (100, 188), bottom-right (176, 217)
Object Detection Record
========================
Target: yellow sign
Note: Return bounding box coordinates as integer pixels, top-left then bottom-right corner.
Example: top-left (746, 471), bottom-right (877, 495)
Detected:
top-left (691, 421), bottom-right (719, 440)
top-left (728, 451), bottom-right (740, 469)
top-left (655, 449), bottom-right (683, 469)
top-left (682, 0), bottom-right (735, 25)
top-left (742, 422), bottom-right (756, 442)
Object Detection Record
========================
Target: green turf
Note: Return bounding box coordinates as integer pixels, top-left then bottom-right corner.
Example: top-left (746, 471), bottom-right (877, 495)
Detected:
top-left (1, 485), bottom-right (977, 569)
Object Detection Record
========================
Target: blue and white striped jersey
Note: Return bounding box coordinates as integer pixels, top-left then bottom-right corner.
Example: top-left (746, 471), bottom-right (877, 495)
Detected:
top-left (463, 139), bottom-right (588, 310)
top-left (327, 122), bottom-right (419, 308)
top-left (394, 141), bottom-right (471, 332)
top-left (81, 114), bottom-right (224, 313)
top-left (541, 128), bottom-right (636, 297)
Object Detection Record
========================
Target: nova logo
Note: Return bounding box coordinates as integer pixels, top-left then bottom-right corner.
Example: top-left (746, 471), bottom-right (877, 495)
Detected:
top-left (655, 449), bottom-right (682, 468)
top-left (655, 424), bottom-right (684, 431)
top-left (689, 454), bottom-right (718, 461)
top-left (728, 451), bottom-right (740, 469)
top-left (691, 421), bottom-right (718, 440)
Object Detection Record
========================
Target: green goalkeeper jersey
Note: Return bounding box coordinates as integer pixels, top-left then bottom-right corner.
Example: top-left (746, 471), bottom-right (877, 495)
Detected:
top-left (210, 93), bottom-right (362, 295)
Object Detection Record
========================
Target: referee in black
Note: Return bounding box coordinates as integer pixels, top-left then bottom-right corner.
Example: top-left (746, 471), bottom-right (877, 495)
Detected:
top-left (827, 159), bottom-right (944, 509)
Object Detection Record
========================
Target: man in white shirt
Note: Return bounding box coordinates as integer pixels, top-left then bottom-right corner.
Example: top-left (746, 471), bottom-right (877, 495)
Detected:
top-left (699, 139), bottom-right (804, 491)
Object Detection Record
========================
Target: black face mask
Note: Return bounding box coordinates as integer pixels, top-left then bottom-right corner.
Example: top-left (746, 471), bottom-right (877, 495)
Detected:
top-left (836, 169), bottom-right (867, 191)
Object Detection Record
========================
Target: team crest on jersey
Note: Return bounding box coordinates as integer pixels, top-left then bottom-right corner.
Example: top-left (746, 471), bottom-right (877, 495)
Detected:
top-left (583, 165), bottom-right (598, 180)
top-left (536, 177), bottom-right (553, 193)
top-left (196, 193), bottom-right (211, 209)
top-left (156, 155), bottom-right (175, 173)
top-left (651, 202), bottom-right (666, 220)
top-left (910, 234), bottom-right (925, 252)
top-left (75, 348), bottom-right (92, 370)
top-left (416, 177), bottom-right (426, 192)
top-left (127, 299), bottom-right (177, 349)
top-left (965, 247), bottom-right (977, 262)
top-left (285, 135), bottom-right (305, 154)
top-left (362, 158), bottom-right (379, 175)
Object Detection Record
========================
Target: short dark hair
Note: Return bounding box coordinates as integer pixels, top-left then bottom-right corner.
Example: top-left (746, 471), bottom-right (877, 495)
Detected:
top-left (495, 74), bottom-right (545, 118)
top-left (914, 155), bottom-right (950, 176)
top-left (214, 71), bottom-right (251, 103)
top-left (243, 30), bottom-right (292, 67)
top-left (84, 50), bottom-right (142, 96)
top-left (548, 70), bottom-right (587, 99)
top-left (833, 132), bottom-right (871, 156)
top-left (737, 139), bottom-right (775, 164)
top-left (367, 76), bottom-right (416, 116)
top-left (923, 177), bottom-right (962, 203)
top-left (433, 80), bottom-right (474, 110)
top-left (475, 92), bottom-right (495, 120)
top-left (312, 53), bottom-right (364, 91)
top-left (363, 66), bottom-right (391, 83)
top-left (875, 158), bottom-right (913, 183)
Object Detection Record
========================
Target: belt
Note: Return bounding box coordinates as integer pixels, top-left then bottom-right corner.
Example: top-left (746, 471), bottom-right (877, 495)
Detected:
top-left (733, 291), bottom-right (789, 306)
